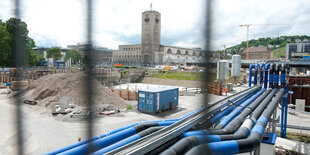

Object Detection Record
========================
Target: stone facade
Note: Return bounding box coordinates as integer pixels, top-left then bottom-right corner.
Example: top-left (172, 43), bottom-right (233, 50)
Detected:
top-left (241, 46), bottom-right (273, 60)
top-left (112, 45), bottom-right (142, 65)
top-left (162, 46), bottom-right (204, 64)
top-left (141, 10), bottom-right (161, 66)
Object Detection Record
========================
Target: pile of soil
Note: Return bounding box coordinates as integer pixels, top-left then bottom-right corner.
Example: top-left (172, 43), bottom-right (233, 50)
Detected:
top-left (19, 72), bottom-right (127, 111)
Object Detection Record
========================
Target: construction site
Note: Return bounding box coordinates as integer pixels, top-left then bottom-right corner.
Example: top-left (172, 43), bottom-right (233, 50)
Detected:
top-left (1, 52), bottom-right (310, 155)
top-left (1, 1), bottom-right (310, 155)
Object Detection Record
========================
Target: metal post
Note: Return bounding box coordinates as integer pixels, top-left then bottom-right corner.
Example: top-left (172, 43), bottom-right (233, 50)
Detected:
top-left (284, 94), bottom-right (288, 137)
top-left (280, 94), bottom-right (288, 138)
top-left (254, 144), bottom-right (260, 155)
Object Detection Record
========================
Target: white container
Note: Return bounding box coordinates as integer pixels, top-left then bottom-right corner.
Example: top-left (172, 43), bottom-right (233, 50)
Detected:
top-left (231, 55), bottom-right (241, 77)
top-left (217, 61), bottom-right (229, 80)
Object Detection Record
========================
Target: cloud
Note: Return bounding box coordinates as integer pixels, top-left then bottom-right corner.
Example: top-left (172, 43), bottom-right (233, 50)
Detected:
top-left (0, 0), bottom-right (309, 51)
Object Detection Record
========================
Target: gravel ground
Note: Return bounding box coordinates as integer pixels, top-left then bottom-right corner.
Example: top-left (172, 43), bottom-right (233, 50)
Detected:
top-left (1, 84), bottom-right (309, 154)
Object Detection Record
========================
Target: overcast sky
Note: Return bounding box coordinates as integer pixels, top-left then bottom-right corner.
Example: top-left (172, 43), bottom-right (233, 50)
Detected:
top-left (0, 0), bottom-right (309, 50)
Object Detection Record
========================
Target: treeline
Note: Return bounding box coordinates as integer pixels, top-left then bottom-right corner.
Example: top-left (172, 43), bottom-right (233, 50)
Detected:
top-left (226, 35), bottom-right (310, 55)
top-left (0, 18), bottom-right (44, 67)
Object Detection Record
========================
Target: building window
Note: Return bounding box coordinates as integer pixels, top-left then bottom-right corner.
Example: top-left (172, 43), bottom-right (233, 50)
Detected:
top-left (304, 45), bottom-right (310, 52)
top-left (167, 49), bottom-right (172, 54)
top-left (199, 52), bottom-right (202, 57)
top-left (177, 50), bottom-right (181, 55)
top-left (289, 44), bottom-right (297, 52)
top-left (145, 14), bottom-right (149, 22)
top-left (192, 51), bottom-right (196, 56)
top-left (185, 51), bottom-right (189, 55)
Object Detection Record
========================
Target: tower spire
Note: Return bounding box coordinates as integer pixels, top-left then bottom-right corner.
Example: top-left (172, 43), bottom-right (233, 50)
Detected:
top-left (150, 3), bottom-right (152, 11)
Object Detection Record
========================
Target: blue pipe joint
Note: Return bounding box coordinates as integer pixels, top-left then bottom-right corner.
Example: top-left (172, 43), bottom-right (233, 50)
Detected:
top-left (253, 64), bottom-right (260, 85)
top-left (249, 64), bottom-right (254, 88)
top-left (264, 64), bottom-right (270, 89)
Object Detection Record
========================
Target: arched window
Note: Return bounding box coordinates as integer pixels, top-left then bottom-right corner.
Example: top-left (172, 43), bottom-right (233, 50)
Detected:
top-left (167, 49), bottom-right (172, 54)
top-left (199, 52), bottom-right (202, 57)
top-left (185, 51), bottom-right (189, 55)
top-left (192, 51), bottom-right (196, 56)
top-left (177, 50), bottom-right (181, 55)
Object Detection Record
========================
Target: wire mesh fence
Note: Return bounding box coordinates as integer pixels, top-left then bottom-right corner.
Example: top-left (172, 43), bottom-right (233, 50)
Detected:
top-left (10, 0), bottom-right (212, 154)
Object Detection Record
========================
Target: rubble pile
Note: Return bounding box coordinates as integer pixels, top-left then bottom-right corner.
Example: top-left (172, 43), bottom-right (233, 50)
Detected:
top-left (20, 72), bottom-right (126, 112)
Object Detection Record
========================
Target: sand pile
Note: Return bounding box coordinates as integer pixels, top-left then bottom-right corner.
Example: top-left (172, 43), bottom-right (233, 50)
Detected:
top-left (20, 72), bottom-right (127, 111)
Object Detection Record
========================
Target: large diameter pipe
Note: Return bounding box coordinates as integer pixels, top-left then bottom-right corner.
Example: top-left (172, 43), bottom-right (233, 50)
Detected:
top-left (185, 89), bottom-right (285, 155)
top-left (92, 126), bottom-right (163, 155)
top-left (259, 64), bottom-right (265, 85)
top-left (57, 122), bottom-right (174, 155)
top-left (264, 63), bottom-right (270, 89)
top-left (203, 90), bottom-right (258, 128)
top-left (248, 64), bottom-right (254, 87)
top-left (215, 89), bottom-right (265, 129)
top-left (253, 64), bottom-right (260, 85)
top-left (45, 110), bottom-right (200, 155)
top-left (281, 63), bottom-right (286, 88)
top-left (274, 63), bottom-right (280, 88)
top-left (269, 63), bottom-right (274, 88)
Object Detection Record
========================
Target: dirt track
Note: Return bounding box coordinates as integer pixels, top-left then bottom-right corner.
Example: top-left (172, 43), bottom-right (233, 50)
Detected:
top-left (141, 77), bottom-right (204, 88)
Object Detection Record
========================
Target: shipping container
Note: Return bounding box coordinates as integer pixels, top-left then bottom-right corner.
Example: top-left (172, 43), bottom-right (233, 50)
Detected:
top-left (138, 88), bottom-right (179, 113)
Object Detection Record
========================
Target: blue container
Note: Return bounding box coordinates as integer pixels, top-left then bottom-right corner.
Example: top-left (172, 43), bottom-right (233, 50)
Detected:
top-left (138, 88), bottom-right (179, 113)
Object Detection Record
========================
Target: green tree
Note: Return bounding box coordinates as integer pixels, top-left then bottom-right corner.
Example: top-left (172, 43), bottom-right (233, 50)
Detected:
top-left (0, 24), bottom-right (12, 67)
top-left (64, 49), bottom-right (81, 64)
top-left (47, 47), bottom-right (62, 60)
top-left (27, 50), bottom-right (44, 66)
top-left (3, 18), bottom-right (37, 66)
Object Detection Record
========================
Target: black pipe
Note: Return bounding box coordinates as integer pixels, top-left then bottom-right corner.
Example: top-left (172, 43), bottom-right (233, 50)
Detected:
top-left (159, 89), bottom-right (274, 155)
top-left (186, 89), bottom-right (285, 155)
top-left (208, 89), bottom-right (271, 134)
top-left (147, 136), bottom-right (183, 155)
top-left (269, 63), bottom-right (274, 88)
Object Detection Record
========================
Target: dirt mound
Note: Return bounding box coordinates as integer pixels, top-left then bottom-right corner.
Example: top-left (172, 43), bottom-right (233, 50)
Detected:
top-left (20, 72), bottom-right (127, 111)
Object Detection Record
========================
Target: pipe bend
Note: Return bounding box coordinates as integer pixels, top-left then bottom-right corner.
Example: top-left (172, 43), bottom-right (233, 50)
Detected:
top-left (254, 64), bottom-right (260, 70)
top-left (249, 64), bottom-right (254, 69)
top-left (265, 63), bottom-right (270, 70)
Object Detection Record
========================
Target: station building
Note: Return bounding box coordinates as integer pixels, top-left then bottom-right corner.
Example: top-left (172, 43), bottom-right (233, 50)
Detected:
top-left (112, 9), bottom-right (204, 66)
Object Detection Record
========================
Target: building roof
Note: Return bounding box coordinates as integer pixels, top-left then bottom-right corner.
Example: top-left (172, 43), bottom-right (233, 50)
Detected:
top-left (242, 46), bottom-right (269, 53)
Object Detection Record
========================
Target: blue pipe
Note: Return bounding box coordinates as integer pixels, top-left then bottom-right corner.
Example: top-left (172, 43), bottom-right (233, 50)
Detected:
top-left (92, 134), bottom-right (141, 155)
top-left (215, 89), bottom-right (265, 128)
top-left (264, 64), bottom-right (270, 89)
top-left (253, 64), bottom-right (260, 85)
top-left (274, 63), bottom-right (280, 88)
top-left (46, 108), bottom-right (203, 155)
top-left (92, 127), bottom-right (163, 155)
top-left (259, 64), bottom-right (265, 85)
top-left (209, 90), bottom-right (257, 125)
top-left (57, 122), bottom-right (175, 155)
top-left (208, 116), bottom-right (268, 155)
top-left (248, 64), bottom-right (254, 87)
top-left (280, 63), bottom-right (286, 88)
